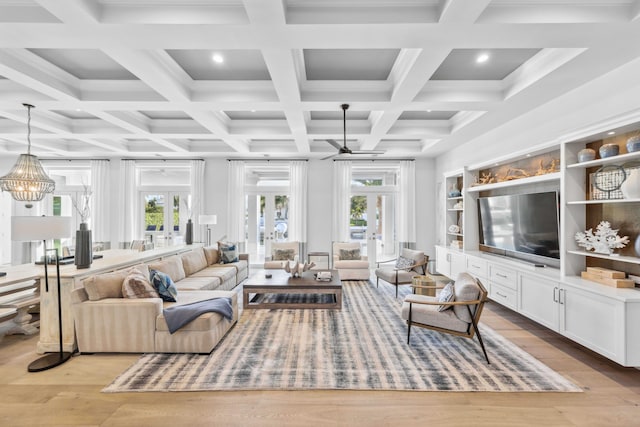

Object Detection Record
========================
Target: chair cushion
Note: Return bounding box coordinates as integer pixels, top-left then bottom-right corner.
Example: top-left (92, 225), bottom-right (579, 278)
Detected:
top-left (374, 268), bottom-right (416, 285)
top-left (401, 294), bottom-right (469, 333)
top-left (453, 272), bottom-right (481, 323)
top-left (334, 259), bottom-right (369, 269)
top-left (339, 248), bottom-right (361, 260)
top-left (181, 249), bottom-right (208, 276)
top-left (437, 282), bottom-right (455, 311)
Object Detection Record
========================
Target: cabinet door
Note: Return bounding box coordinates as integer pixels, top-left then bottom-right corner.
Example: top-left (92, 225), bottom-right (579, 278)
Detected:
top-left (450, 251), bottom-right (466, 280)
top-left (435, 246), bottom-right (450, 277)
top-left (560, 285), bottom-right (623, 363)
top-left (518, 274), bottom-right (559, 331)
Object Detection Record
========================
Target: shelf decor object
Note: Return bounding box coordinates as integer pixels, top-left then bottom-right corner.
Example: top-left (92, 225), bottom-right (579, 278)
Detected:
top-left (627, 135), bottom-right (640, 153)
top-left (620, 167), bottom-right (640, 199)
top-left (578, 148), bottom-right (597, 163)
top-left (590, 165), bottom-right (626, 200)
top-left (599, 143), bottom-right (620, 158)
top-left (11, 215), bottom-right (73, 372)
top-left (0, 104), bottom-right (55, 206)
top-left (575, 220), bottom-right (630, 255)
top-left (72, 183), bottom-right (92, 269)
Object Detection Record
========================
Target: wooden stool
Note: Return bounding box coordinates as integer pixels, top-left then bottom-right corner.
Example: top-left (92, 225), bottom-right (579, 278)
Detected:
top-left (412, 275), bottom-right (436, 297)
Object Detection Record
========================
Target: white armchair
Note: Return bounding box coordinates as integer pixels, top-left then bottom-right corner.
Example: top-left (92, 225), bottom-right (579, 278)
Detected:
top-left (264, 241), bottom-right (300, 269)
top-left (332, 242), bottom-right (370, 281)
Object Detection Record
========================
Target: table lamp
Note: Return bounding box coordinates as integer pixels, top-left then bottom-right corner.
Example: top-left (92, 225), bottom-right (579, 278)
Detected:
top-left (12, 215), bottom-right (72, 372)
top-left (198, 214), bottom-right (217, 246)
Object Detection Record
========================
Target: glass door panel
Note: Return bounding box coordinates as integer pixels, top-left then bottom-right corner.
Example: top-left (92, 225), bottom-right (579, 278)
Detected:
top-left (351, 193), bottom-right (396, 268)
top-left (249, 193), bottom-right (289, 265)
top-left (144, 193), bottom-right (166, 247)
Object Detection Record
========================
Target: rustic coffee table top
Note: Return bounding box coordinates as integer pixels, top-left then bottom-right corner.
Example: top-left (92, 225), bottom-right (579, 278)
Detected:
top-left (244, 269), bottom-right (341, 289)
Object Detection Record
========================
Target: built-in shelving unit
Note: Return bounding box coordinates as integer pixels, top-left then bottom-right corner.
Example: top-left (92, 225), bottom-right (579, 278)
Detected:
top-left (567, 198), bottom-right (640, 205)
top-left (567, 250), bottom-right (640, 265)
top-left (565, 150), bottom-right (640, 169)
top-left (466, 172), bottom-right (561, 193)
top-left (444, 171), bottom-right (464, 250)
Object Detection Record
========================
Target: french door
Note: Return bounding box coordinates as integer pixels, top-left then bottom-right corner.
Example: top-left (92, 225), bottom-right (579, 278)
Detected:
top-left (141, 191), bottom-right (189, 247)
top-left (246, 193), bottom-right (289, 264)
top-left (350, 192), bottom-right (396, 268)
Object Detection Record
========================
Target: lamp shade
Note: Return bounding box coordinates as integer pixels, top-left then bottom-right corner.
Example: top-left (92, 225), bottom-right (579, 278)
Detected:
top-left (198, 214), bottom-right (217, 225)
top-left (11, 216), bottom-right (72, 241)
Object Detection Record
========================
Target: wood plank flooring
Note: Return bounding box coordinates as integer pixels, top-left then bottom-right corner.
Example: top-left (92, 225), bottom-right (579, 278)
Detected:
top-left (1, 300), bottom-right (640, 426)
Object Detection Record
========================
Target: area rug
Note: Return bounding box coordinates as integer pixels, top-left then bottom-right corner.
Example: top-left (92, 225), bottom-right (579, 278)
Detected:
top-left (103, 281), bottom-right (581, 393)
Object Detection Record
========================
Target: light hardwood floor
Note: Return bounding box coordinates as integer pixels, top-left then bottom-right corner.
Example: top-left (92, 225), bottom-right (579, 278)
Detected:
top-left (1, 301), bottom-right (640, 426)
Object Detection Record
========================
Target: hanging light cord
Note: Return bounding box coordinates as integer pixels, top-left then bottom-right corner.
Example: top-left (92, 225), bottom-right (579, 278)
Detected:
top-left (24, 103), bottom-right (33, 156)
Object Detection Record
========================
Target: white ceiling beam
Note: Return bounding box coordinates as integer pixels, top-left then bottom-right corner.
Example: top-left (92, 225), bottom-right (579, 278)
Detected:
top-left (438, 0), bottom-right (491, 23)
top-left (34, 0), bottom-right (100, 24)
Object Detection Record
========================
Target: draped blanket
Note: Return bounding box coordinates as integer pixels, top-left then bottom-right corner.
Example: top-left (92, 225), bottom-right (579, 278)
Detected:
top-left (163, 297), bottom-right (233, 334)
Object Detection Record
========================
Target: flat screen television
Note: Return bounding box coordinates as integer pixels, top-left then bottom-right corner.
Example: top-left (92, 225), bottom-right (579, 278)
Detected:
top-left (477, 191), bottom-right (560, 266)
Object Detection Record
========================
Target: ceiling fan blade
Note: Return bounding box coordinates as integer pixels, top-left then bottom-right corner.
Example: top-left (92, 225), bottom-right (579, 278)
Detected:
top-left (321, 152), bottom-right (339, 160)
top-left (351, 150), bottom-right (386, 155)
top-left (325, 139), bottom-right (342, 150)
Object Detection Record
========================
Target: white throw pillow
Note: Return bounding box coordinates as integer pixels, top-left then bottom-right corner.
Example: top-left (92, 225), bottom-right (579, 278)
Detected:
top-left (437, 282), bottom-right (455, 311)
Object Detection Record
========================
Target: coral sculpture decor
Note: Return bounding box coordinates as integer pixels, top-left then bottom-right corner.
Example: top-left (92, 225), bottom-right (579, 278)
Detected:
top-left (575, 221), bottom-right (630, 255)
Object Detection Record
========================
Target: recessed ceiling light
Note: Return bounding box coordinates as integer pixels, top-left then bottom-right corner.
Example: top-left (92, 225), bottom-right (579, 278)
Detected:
top-left (607, 131), bottom-right (615, 135)
top-left (526, 154), bottom-right (531, 157)
top-left (476, 53), bottom-right (490, 64)
top-left (75, 109), bottom-right (81, 112)
top-left (426, 109), bottom-right (432, 113)
top-left (251, 110), bottom-right (256, 113)
top-left (212, 53), bottom-right (224, 64)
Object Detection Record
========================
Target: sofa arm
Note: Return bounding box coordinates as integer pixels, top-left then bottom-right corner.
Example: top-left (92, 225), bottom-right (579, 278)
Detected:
top-left (72, 297), bottom-right (162, 353)
top-left (239, 253), bottom-right (249, 263)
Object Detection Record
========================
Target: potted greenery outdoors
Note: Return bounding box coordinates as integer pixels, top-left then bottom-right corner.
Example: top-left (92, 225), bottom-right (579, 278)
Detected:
top-left (73, 183), bottom-right (92, 268)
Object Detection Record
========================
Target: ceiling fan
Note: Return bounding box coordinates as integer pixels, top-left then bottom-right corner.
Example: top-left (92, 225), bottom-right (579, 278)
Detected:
top-left (321, 104), bottom-right (385, 160)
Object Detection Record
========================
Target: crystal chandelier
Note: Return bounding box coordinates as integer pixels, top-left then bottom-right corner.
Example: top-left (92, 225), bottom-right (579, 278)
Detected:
top-left (0, 104), bottom-right (55, 203)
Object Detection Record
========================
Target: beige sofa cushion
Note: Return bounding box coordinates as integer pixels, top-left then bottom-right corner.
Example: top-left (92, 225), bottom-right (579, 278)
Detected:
top-left (148, 255), bottom-right (186, 282)
top-left (203, 246), bottom-right (220, 265)
top-left (84, 264), bottom-right (149, 301)
top-left (181, 249), bottom-right (208, 276)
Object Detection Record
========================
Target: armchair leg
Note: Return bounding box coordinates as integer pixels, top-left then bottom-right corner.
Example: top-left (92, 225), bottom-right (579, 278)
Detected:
top-left (376, 277), bottom-right (379, 288)
top-left (407, 303), bottom-right (412, 344)
top-left (469, 308), bottom-right (490, 364)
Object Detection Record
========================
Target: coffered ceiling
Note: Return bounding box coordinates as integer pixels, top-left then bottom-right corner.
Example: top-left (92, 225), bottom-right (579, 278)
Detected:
top-left (0, 0), bottom-right (639, 160)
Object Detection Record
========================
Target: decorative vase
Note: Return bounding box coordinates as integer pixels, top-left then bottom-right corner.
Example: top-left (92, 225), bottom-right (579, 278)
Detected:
top-left (577, 148), bottom-right (596, 163)
top-left (627, 135), bottom-right (640, 153)
top-left (620, 168), bottom-right (640, 199)
top-left (185, 219), bottom-right (193, 245)
top-left (448, 185), bottom-right (461, 198)
top-left (635, 235), bottom-right (640, 257)
top-left (75, 222), bottom-right (92, 269)
top-left (599, 144), bottom-right (619, 158)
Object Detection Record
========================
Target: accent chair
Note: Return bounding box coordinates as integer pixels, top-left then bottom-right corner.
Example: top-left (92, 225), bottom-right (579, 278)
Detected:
top-left (374, 248), bottom-right (428, 297)
top-left (332, 242), bottom-right (370, 281)
top-left (400, 272), bottom-right (490, 364)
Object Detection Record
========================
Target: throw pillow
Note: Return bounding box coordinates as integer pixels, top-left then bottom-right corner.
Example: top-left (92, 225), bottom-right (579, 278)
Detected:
top-left (339, 248), bottom-right (361, 260)
top-left (203, 246), bottom-right (220, 265)
top-left (273, 248), bottom-right (295, 261)
top-left (122, 271), bottom-right (159, 299)
top-left (149, 269), bottom-right (178, 302)
top-left (395, 256), bottom-right (414, 271)
top-left (220, 243), bottom-right (239, 264)
top-left (437, 282), bottom-right (455, 312)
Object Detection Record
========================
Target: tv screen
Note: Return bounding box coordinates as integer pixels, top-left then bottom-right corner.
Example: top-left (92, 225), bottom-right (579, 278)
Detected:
top-left (478, 191), bottom-right (560, 261)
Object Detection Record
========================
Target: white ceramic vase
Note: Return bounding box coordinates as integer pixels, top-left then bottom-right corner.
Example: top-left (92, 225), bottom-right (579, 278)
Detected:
top-left (620, 168), bottom-right (640, 199)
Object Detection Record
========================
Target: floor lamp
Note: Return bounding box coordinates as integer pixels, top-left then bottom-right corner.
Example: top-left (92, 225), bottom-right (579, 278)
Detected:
top-left (198, 214), bottom-right (217, 246)
top-left (12, 215), bottom-right (73, 372)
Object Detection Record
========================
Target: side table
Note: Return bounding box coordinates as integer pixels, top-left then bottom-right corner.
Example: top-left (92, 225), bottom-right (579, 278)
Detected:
top-left (412, 274), bottom-right (436, 297)
top-left (308, 251), bottom-right (330, 270)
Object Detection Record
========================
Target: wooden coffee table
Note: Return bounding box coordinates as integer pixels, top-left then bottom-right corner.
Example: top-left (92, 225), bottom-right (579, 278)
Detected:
top-left (243, 269), bottom-right (342, 310)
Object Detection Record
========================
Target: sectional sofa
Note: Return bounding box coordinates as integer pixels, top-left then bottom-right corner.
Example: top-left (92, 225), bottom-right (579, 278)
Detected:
top-left (71, 246), bottom-right (248, 354)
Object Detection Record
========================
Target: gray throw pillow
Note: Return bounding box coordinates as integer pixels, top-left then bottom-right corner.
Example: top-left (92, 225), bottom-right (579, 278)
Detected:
top-left (273, 249), bottom-right (295, 261)
top-left (339, 248), bottom-right (360, 260)
top-left (395, 256), bottom-right (414, 271)
top-left (437, 282), bottom-right (455, 312)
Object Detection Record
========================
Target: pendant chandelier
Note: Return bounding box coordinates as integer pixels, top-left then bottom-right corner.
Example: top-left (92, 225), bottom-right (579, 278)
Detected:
top-left (0, 103), bottom-right (55, 203)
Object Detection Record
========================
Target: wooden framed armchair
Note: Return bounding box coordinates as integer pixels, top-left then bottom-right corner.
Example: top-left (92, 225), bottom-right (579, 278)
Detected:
top-left (374, 248), bottom-right (428, 297)
top-left (400, 272), bottom-right (490, 364)
top-left (264, 241), bottom-right (300, 269)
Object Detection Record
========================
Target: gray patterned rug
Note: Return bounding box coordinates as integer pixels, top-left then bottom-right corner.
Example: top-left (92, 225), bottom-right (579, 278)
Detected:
top-left (103, 281), bottom-right (581, 392)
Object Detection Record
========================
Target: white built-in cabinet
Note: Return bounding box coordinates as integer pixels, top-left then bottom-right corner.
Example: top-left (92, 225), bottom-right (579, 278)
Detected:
top-left (435, 115), bottom-right (640, 367)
